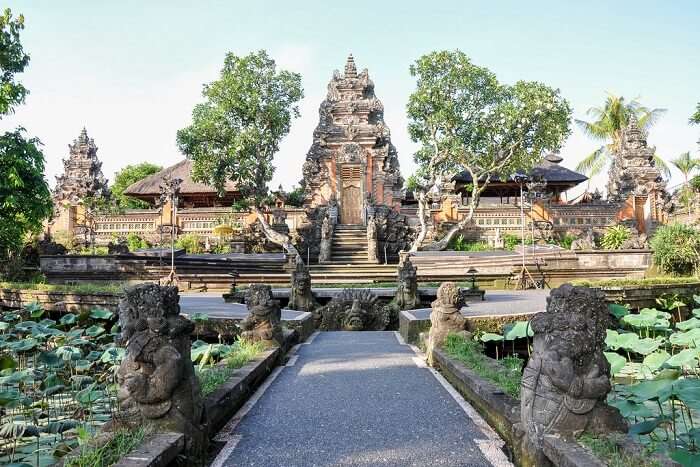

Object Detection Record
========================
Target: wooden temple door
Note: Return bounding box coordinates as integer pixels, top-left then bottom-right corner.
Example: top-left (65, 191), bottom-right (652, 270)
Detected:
top-left (340, 166), bottom-right (362, 224)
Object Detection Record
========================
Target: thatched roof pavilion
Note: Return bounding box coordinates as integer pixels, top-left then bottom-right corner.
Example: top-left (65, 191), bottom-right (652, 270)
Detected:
top-left (123, 159), bottom-right (240, 207)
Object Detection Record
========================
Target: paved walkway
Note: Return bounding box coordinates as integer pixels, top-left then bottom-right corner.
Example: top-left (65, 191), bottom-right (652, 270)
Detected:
top-left (212, 332), bottom-right (512, 467)
top-left (180, 289), bottom-right (548, 320)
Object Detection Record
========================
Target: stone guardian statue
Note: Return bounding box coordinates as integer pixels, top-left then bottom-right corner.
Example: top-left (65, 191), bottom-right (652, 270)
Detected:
top-left (427, 282), bottom-right (466, 365)
top-left (520, 284), bottom-right (627, 459)
top-left (288, 259), bottom-right (318, 312)
top-left (240, 284), bottom-right (283, 346)
top-left (115, 284), bottom-right (206, 454)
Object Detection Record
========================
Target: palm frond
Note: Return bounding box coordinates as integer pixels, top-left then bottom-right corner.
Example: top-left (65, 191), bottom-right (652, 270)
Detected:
top-left (576, 147), bottom-right (608, 176)
top-left (654, 153), bottom-right (672, 179)
top-left (669, 151), bottom-right (698, 179)
top-left (575, 119), bottom-right (609, 141)
top-left (637, 108), bottom-right (667, 130)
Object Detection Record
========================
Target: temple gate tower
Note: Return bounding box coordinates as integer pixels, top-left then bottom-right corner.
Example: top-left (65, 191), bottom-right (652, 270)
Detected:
top-left (300, 55), bottom-right (403, 225)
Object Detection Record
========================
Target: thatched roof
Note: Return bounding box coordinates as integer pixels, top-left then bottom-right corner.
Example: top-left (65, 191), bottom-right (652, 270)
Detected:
top-left (123, 159), bottom-right (238, 199)
top-left (454, 153), bottom-right (587, 186)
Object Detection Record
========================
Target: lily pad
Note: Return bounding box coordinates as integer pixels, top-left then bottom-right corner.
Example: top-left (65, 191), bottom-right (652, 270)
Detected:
top-left (605, 352), bottom-right (627, 375)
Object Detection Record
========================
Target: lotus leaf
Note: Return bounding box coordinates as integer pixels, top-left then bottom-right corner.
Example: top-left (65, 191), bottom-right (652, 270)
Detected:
top-left (75, 385), bottom-right (102, 405)
top-left (503, 321), bottom-right (533, 340)
top-left (479, 332), bottom-right (504, 343)
top-left (85, 325), bottom-right (105, 337)
top-left (670, 329), bottom-right (700, 348)
top-left (89, 308), bottom-right (113, 320)
top-left (100, 347), bottom-right (125, 364)
top-left (25, 302), bottom-right (44, 318)
top-left (631, 337), bottom-right (662, 355)
top-left (642, 350), bottom-right (670, 372)
top-left (605, 352), bottom-right (627, 375)
top-left (605, 330), bottom-right (639, 351)
top-left (56, 346), bottom-right (81, 361)
top-left (608, 303), bottom-right (630, 319)
top-left (677, 317), bottom-right (700, 331)
top-left (9, 338), bottom-right (38, 352)
top-left (627, 379), bottom-right (676, 403)
top-left (59, 314), bottom-right (77, 326)
top-left (0, 355), bottom-right (16, 370)
top-left (609, 399), bottom-right (655, 418)
top-left (628, 415), bottom-right (672, 435)
top-left (0, 322), bottom-right (9, 331)
top-left (664, 348), bottom-right (700, 368)
top-left (37, 351), bottom-right (62, 367)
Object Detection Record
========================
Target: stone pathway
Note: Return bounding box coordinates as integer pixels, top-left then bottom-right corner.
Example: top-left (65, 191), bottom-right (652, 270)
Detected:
top-left (211, 331), bottom-right (512, 467)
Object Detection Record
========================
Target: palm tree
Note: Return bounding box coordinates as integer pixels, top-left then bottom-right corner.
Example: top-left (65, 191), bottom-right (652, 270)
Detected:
top-left (671, 151), bottom-right (698, 215)
top-left (576, 94), bottom-right (670, 181)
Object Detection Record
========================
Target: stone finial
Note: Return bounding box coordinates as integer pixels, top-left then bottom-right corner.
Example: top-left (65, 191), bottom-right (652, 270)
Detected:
top-left (344, 54), bottom-right (357, 78)
top-left (115, 284), bottom-right (206, 452)
top-left (427, 282), bottom-right (466, 365)
top-left (520, 285), bottom-right (626, 458)
top-left (241, 284), bottom-right (283, 346)
top-left (78, 127), bottom-right (89, 144)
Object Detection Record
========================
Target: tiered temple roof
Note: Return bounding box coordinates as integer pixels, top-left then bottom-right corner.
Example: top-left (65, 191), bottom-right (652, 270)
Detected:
top-left (53, 128), bottom-right (109, 205)
top-left (301, 55), bottom-right (403, 219)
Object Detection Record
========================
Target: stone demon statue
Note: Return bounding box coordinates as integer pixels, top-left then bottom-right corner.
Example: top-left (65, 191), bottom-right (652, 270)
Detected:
top-left (115, 284), bottom-right (206, 452)
top-left (520, 284), bottom-right (626, 456)
top-left (288, 259), bottom-right (318, 312)
top-left (314, 288), bottom-right (392, 331)
top-left (241, 284), bottom-right (283, 346)
top-left (427, 282), bottom-right (466, 365)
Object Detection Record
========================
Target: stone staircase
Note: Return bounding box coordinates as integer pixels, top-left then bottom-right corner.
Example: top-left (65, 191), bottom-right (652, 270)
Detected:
top-left (307, 224), bottom-right (396, 284)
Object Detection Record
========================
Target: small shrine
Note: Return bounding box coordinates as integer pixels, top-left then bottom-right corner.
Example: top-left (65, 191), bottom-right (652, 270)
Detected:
top-left (301, 55), bottom-right (403, 225)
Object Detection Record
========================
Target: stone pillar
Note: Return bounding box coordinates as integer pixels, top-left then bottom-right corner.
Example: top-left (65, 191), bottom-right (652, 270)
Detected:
top-left (520, 284), bottom-right (627, 460)
top-left (115, 284), bottom-right (207, 453)
top-left (427, 282), bottom-right (466, 366)
top-left (367, 216), bottom-right (379, 263)
top-left (319, 216), bottom-right (332, 263)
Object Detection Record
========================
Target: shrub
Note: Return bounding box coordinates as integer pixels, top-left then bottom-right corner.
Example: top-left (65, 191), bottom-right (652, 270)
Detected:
top-left (175, 233), bottom-right (203, 254)
top-left (449, 234), bottom-right (491, 252)
top-left (285, 186), bottom-right (306, 207)
top-left (650, 223), bottom-right (700, 276)
top-left (126, 233), bottom-right (150, 252)
top-left (600, 225), bottom-right (631, 250)
top-left (503, 233), bottom-right (520, 251)
top-left (556, 233), bottom-right (576, 250)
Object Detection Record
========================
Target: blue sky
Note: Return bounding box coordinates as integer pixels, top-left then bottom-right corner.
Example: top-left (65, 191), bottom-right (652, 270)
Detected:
top-left (2, 0), bottom-right (699, 195)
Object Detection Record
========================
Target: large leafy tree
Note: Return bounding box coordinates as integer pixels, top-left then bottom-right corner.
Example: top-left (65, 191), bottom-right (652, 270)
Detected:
top-left (407, 50), bottom-right (572, 251)
top-left (0, 9), bottom-right (52, 274)
top-left (177, 50), bottom-right (303, 254)
top-left (111, 162), bottom-right (162, 209)
top-left (576, 94), bottom-right (669, 179)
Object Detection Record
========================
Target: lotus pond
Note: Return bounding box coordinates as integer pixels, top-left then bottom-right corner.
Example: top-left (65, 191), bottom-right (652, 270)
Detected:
top-left (0, 303), bottom-right (259, 466)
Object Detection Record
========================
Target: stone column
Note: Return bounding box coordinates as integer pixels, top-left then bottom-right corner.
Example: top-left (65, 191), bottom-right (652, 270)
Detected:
top-left (319, 216), bottom-right (332, 263)
top-left (367, 216), bottom-right (379, 263)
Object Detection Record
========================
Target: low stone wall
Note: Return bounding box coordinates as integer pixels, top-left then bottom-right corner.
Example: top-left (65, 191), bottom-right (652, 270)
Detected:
top-left (596, 282), bottom-right (700, 310)
top-left (432, 347), bottom-right (679, 467)
top-left (0, 288), bottom-right (121, 312)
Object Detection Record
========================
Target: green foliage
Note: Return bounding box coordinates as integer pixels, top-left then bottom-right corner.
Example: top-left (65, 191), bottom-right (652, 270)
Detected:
top-left (0, 9), bottom-right (29, 115)
top-left (177, 50), bottom-right (303, 204)
top-left (126, 232), bottom-right (150, 252)
top-left (111, 163), bottom-right (161, 209)
top-left (0, 10), bottom-right (53, 279)
top-left (194, 338), bottom-right (263, 395)
top-left (556, 233), bottom-right (576, 250)
top-left (571, 276), bottom-right (699, 287)
top-left (175, 233), bottom-right (203, 254)
top-left (690, 102), bottom-right (700, 125)
top-left (502, 233), bottom-right (520, 251)
top-left (285, 186), bottom-right (306, 208)
top-left (443, 333), bottom-right (522, 398)
top-left (650, 223), bottom-right (700, 276)
top-left (65, 426), bottom-right (148, 467)
top-left (448, 234), bottom-right (490, 252)
top-left (0, 280), bottom-right (124, 294)
top-left (601, 225), bottom-right (632, 250)
top-left (407, 49), bottom-right (571, 193)
top-left (578, 433), bottom-right (660, 467)
top-left (576, 94), bottom-right (668, 178)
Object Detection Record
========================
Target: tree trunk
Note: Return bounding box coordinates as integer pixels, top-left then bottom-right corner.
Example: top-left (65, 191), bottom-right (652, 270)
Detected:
top-left (421, 193), bottom-right (478, 251)
top-left (252, 207), bottom-right (301, 261)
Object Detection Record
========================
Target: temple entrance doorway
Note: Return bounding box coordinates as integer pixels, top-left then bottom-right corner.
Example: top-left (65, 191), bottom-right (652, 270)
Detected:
top-left (340, 165), bottom-right (362, 225)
